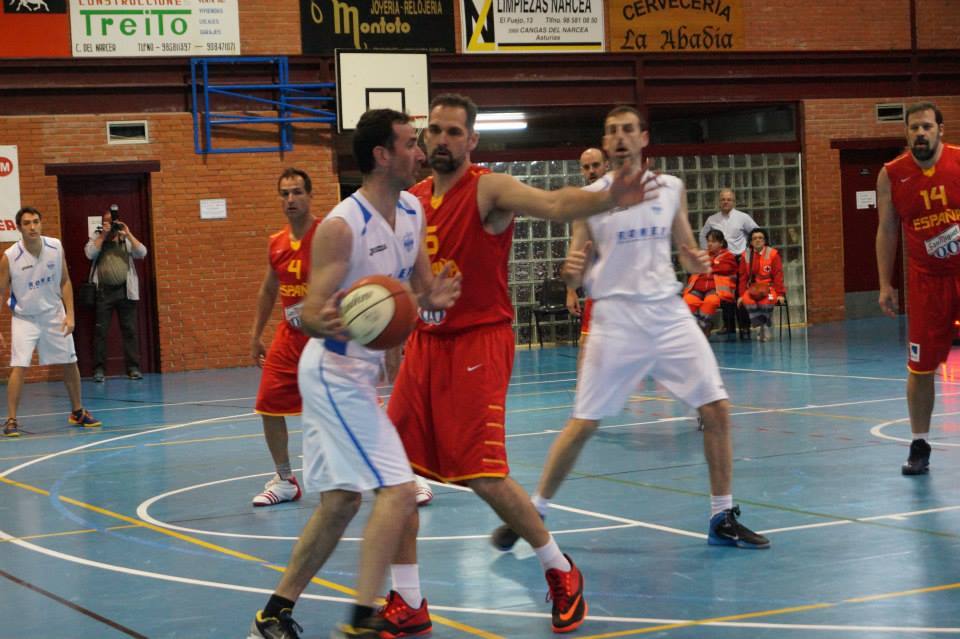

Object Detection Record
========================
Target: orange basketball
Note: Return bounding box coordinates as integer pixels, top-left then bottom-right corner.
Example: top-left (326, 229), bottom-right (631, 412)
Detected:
top-left (340, 275), bottom-right (418, 350)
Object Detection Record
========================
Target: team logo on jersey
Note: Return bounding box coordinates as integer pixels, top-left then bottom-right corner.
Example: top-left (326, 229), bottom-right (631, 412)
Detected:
top-left (46, 261), bottom-right (55, 269)
top-left (617, 226), bottom-right (669, 243)
top-left (651, 206), bottom-right (662, 213)
top-left (403, 232), bottom-right (415, 252)
top-left (369, 244), bottom-right (387, 256)
top-left (910, 342), bottom-right (920, 362)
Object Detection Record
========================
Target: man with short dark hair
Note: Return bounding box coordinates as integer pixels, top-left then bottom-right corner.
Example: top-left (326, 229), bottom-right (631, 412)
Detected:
top-left (876, 101), bottom-right (960, 476)
top-left (248, 109), bottom-right (460, 639)
top-left (383, 94), bottom-right (658, 636)
top-left (248, 167), bottom-right (318, 507)
top-left (495, 105), bottom-right (769, 554)
top-left (1, 207), bottom-right (101, 436)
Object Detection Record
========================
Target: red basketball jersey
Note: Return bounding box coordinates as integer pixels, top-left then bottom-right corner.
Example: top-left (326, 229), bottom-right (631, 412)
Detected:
top-left (886, 143), bottom-right (960, 275)
top-left (268, 218), bottom-right (320, 327)
top-left (409, 164), bottom-right (514, 334)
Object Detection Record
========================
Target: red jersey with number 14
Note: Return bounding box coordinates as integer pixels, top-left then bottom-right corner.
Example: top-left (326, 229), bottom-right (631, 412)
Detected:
top-left (409, 164), bottom-right (514, 334)
top-left (886, 143), bottom-right (960, 275)
top-left (268, 218), bottom-right (320, 329)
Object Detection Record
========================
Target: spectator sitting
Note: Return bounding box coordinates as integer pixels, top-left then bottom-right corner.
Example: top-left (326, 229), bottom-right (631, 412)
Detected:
top-left (683, 229), bottom-right (737, 337)
top-left (737, 228), bottom-right (785, 342)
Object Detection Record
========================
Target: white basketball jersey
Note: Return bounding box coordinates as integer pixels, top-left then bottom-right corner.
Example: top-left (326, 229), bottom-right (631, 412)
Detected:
top-left (321, 191), bottom-right (423, 361)
top-left (583, 171), bottom-right (684, 302)
top-left (5, 237), bottom-right (65, 316)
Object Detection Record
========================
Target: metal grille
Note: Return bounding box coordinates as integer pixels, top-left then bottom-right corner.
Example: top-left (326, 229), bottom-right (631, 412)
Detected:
top-left (482, 152), bottom-right (806, 346)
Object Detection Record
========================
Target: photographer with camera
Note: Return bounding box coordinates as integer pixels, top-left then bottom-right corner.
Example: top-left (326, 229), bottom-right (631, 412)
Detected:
top-left (83, 204), bottom-right (148, 382)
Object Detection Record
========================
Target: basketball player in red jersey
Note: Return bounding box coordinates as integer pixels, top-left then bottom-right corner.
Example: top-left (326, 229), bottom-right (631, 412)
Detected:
top-left (380, 94), bottom-right (658, 635)
top-left (249, 168), bottom-right (318, 507)
top-left (877, 102), bottom-right (960, 476)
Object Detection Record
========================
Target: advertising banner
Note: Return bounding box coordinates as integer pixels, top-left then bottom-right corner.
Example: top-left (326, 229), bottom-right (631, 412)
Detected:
top-left (609, 0), bottom-right (744, 53)
top-left (0, 147), bottom-right (22, 243)
top-left (462, 0), bottom-right (605, 54)
top-left (70, 0), bottom-right (241, 57)
top-left (0, 0), bottom-right (71, 58)
top-left (300, 0), bottom-right (454, 54)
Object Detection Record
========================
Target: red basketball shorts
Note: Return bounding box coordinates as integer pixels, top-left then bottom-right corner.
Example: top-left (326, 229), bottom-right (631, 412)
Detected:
top-left (581, 298), bottom-right (594, 335)
top-left (906, 269), bottom-right (960, 374)
top-left (388, 323), bottom-right (514, 484)
top-left (255, 322), bottom-right (309, 416)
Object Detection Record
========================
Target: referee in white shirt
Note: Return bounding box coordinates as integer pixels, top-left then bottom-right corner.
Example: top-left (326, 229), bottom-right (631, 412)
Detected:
top-left (699, 189), bottom-right (758, 340)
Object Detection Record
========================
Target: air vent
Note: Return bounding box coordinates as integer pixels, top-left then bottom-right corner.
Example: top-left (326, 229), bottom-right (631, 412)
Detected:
top-left (876, 103), bottom-right (904, 123)
top-left (107, 121), bottom-right (149, 144)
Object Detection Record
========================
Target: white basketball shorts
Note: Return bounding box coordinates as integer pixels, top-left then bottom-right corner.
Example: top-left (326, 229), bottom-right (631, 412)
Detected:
top-left (298, 338), bottom-right (414, 494)
top-left (574, 295), bottom-right (728, 420)
top-left (10, 309), bottom-right (78, 367)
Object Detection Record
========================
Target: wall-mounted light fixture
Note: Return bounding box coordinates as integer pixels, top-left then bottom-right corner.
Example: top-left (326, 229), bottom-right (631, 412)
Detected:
top-left (475, 112), bottom-right (528, 131)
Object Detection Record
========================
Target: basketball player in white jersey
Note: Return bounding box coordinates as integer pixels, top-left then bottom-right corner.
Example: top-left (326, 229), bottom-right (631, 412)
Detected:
top-left (499, 106), bottom-right (769, 550)
top-left (0, 207), bottom-right (101, 437)
top-left (248, 109), bottom-right (461, 639)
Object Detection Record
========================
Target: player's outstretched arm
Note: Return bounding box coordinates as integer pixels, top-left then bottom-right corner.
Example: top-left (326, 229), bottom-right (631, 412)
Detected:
top-left (301, 218), bottom-right (352, 340)
top-left (875, 168), bottom-right (900, 317)
top-left (478, 162), bottom-right (660, 223)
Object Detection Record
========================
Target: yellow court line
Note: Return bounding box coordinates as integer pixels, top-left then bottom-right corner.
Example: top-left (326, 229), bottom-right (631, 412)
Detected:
top-left (0, 475), bottom-right (501, 639)
top-left (0, 523), bottom-right (139, 543)
top-left (577, 580), bottom-right (960, 638)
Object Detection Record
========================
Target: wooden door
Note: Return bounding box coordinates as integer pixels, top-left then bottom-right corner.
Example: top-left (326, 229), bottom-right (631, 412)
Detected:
top-left (840, 148), bottom-right (905, 318)
top-left (56, 173), bottom-right (158, 376)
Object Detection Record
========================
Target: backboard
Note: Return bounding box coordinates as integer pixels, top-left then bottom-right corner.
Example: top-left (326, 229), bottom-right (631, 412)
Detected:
top-left (335, 50), bottom-right (430, 133)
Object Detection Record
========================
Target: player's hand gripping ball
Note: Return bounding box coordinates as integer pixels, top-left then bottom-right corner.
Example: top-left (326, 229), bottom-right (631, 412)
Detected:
top-left (340, 275), bottom-right (418, 350)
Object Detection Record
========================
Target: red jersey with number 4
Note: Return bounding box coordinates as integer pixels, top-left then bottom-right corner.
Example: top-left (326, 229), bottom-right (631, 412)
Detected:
top-left (886, 143), bottom-right (960, 275)
top-left (268, 218), bottom-right (320, 329)
top-left (409, 164), bottom-right (514, 334)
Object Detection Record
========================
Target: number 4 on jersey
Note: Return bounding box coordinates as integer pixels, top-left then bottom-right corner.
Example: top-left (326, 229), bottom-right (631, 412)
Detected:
top-left (287, 259), bottom-right (302, 280)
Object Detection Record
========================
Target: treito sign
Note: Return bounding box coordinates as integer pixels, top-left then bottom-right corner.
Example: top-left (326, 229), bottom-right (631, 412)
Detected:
top-left (300, 0), bottom-right (454, 54)
top-left (0, 147), bottom-right (22, 243)
top-left (462, 0), bottom-right (605, 53)
top-left (70, 0), bottom-right (241, 58)
top-left (610, 0), bottom-right (744, 52)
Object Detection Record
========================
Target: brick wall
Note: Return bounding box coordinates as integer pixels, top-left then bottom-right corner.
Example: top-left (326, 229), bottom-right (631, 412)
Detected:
top-left (744, 0), bottom-right (911, 51)
top-left (802, 96), bottom-right (960, 323)
top-left (916, 0), bottom-right (960, 49)
top-left (240, 0), bottom-right (302, 55)
top-left (0, 113), bottom-right (338, 381)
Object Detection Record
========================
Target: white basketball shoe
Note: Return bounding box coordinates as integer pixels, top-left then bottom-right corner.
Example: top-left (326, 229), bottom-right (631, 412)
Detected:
top-left (252, 473), bottom-right (302, 507)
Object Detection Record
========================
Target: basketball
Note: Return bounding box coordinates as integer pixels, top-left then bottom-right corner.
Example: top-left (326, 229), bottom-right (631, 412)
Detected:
top-left (340, 275), bottom-right (418, 350)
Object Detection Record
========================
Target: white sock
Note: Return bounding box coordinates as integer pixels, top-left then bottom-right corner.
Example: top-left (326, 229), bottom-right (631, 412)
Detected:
top-left (533, 536), bottom-right (571, 572)
top-left (390, 564), bottom-right (423, 609)
top-left (531, 494), bottom-right (550, 518)
top-left (276, 463), bottom-right (293, 481)
top-left (913, 432), bottom-right (929, 441)
top-left (710, 494), bottom-right (733, 517)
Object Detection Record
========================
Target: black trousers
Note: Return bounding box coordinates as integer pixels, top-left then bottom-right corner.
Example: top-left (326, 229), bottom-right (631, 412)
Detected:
top-left (94, 284), bottom-right (140, 371)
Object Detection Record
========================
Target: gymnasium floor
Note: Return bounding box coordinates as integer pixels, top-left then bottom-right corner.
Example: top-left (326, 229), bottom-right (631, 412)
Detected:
top-left (2, 316), bottom-right (959, 639)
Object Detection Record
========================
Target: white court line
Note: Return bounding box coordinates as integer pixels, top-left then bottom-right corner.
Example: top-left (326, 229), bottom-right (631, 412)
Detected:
top-left (435, 480), bottom-right (707, 539)
top-left (136, 474), bottom-right (647, 541)
top-left (5, 415), bottom-right (960, 634)
top-left (5, 532), bottom-right (960, 634)
top-left (14, 397), bottom-right (261, 420)
top-left (759, 505), bottom-right (960, 535)
top-left (871, 413), bottom-right (960, 447)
